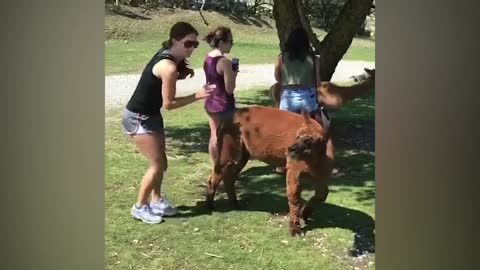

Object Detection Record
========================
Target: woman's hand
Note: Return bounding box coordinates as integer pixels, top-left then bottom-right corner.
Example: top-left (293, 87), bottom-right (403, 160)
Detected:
top-left (195, 84), bottom-right (215, 99)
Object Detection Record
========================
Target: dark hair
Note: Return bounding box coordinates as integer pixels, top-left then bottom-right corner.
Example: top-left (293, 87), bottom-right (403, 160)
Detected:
top-left (203, 26), bottom-right (232, 48)
top-left (161, 22), bottom-right (198, 77)
top-left (162, 21), bottom-right (199, 49)
top-left (284, 27), bottom-right (312, 61)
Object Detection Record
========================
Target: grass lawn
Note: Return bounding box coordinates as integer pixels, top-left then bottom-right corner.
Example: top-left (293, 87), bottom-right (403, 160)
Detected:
top-left (105, 6), bottom-right (375, 75)
top-left (105, 87), bottom-right (376, 269)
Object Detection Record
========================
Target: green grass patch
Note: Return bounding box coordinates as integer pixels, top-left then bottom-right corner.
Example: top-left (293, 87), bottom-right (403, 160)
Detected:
top-left (105, 87), bottom-right (375, 269)
top-left (105, 7), bottom-right (375, 75)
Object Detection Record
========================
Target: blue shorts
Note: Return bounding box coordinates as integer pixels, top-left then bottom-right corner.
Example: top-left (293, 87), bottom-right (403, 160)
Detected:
top-left (279, 88), bottom-right (318, 113)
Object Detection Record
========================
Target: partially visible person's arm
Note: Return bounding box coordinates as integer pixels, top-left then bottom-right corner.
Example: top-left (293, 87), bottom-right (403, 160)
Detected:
top-left (217, 57), bottom-right (237, 94)
top-left (153, 59), bottom-right (213, 111)
top-left (314, 54), bottom-right (321, 85)
top-left (271, 54), bottom-right (283, 107)
top-left (274, 54), bottom-right (282, 82)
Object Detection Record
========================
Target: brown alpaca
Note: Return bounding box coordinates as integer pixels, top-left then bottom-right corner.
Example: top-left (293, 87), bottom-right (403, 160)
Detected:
top-left (271, 68), bottom-right (375, 109)
top-left (206, 106), bottom-right (334, 236)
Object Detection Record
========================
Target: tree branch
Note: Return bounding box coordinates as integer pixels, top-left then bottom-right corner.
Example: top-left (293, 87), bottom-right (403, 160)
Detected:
top-left (318, 0), bottom-right (373, 80)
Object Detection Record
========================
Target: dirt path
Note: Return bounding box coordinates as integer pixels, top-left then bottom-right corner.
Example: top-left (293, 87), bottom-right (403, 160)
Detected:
top-left (105, 60), bottom-right (375, 111)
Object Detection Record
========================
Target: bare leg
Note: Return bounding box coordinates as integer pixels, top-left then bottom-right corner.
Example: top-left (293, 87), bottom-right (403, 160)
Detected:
top-left (272, 83), bottom-right (288, 173)
top-left (205, 132), bottom-right (237, 210)
top-left (270, 82), bottom-right (282, 108)
top-left (131, 132), bottom-right (167, 206)
top-left (207, 113), bottom-right (222, 165)
top-left (151, 139), bottom-right (167, 202)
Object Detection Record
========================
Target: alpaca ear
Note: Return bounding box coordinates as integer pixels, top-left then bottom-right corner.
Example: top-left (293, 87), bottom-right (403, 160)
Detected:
top-left (364, 68), bottom-right (375, 77)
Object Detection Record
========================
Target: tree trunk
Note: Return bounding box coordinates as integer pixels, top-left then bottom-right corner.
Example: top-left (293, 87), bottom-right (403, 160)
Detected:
top-left (272, 0), bottom-right (302, 51)
top-left (273, 0), bottom-right (373, 81)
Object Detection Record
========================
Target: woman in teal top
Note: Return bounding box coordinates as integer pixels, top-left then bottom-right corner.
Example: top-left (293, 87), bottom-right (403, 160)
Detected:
top-left (274, 27), bottom-right (320, 114)
top-left (273, 28), bottom-right (326, 173)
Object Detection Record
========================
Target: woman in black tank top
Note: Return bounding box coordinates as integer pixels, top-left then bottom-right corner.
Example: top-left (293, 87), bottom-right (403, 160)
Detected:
top-left (121, 22), bottom-right (215, 224)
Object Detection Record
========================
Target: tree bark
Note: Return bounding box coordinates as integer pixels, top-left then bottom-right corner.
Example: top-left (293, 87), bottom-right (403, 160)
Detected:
top-left (272, 0), bottom-right (302, 51)
top-left (273, 0), bottom-right (373, 81)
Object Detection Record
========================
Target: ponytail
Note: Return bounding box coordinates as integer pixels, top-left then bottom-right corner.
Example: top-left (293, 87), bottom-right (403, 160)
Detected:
top-left (162, 39), bottom-right (173, 49)
top-left (203, 26), bottom-right (232, 48)
top-left (204, 31), bottom-right (217, 47)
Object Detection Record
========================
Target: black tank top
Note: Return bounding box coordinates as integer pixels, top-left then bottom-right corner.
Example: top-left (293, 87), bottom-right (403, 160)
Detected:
top-left (126, 49), bottom-right (176, 115)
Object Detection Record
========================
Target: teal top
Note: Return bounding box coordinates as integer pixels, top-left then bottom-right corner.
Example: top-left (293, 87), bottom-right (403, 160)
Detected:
top-left (281, 52), bottom-right (315, 87)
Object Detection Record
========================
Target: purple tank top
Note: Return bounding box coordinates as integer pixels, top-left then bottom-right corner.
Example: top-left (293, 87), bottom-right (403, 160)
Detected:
top-left (203, 55), bottom-right (236, 113)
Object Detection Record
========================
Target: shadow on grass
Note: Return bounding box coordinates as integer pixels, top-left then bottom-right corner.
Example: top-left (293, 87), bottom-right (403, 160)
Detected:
top-left (107, 5), bottom-right (151, 20)
top-left (306, 203), bottom-right (375, 256)
top-left (176, 164), bottom-right (375, 256)
top-left (165, 122), bottom-right (210, 155)
top-left (329, 91), bottom-right (375, 153)
top-left (218, 11), bottom-right (273, 28)
top-left (236, 89), bottom-right (274, 107)
top-left (331, 120), bottom-right (375, 153)
top-left (332, 151), bottom-right (375, 187)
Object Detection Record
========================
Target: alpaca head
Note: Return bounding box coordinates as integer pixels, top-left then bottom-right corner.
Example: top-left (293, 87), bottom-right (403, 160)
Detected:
top-left (287, 111), bottom-right (328, 161)
top-left (351, 68), bottom-right (375, 82)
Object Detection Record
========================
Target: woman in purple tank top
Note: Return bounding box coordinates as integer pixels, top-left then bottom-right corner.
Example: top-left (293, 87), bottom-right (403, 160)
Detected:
top-left (203, 26), bottom-right (238, 164)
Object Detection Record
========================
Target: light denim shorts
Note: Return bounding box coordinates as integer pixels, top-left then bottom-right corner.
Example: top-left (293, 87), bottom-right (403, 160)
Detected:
top-left (279, 87), bottom-right (319, 113)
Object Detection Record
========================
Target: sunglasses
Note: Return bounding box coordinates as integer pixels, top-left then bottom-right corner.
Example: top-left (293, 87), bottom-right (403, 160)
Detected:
top-left (226, 39), bottom-right (234, 45)
top-left (183, 40), bottom-right (199, 49)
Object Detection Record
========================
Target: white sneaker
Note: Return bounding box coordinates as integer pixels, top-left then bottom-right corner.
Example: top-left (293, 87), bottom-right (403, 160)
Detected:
top-left (150, 198), bottom-right (179, 216)
top-left (131, 204), bottom-right (162, 224)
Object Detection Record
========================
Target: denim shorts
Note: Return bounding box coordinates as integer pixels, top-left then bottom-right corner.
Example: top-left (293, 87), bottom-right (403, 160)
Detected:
top-left (279, 88), bottom-right (319, 113)
top-left (122, 108), bottom-right (164, 135)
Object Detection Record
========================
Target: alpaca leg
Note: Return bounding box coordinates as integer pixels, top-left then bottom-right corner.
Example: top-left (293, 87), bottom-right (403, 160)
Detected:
top-left (301, 181), bottom-right (329, 223)
top-left (301, 138), bottom-right (334, 222)
top-left (206, 127), bottom-right (238, 210)
top-left (232, 145), bottom-right (250, 177)
top-left (225, 147), bottom-right (250, 209)
top-left (286, 164), bottom-right (303, 236)
top-left (317, 137), bottom-right (334, 202)
top-left (223, 164), bottom-right (240, 209)
top-left (205, 167), bottom-right (223, 210)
